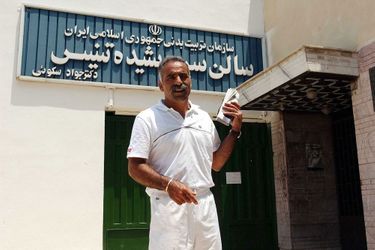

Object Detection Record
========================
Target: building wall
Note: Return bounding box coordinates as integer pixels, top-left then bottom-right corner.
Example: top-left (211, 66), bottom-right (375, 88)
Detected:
top-left (264, 1), bottom-right (375, 249)
top-left (271, 111), bottom-right (341, 250)
top-left (0, 0), bottom-right (264, 249)
top-left (270, 111), bottom-right (292, 250)
top-left (352, 41), bottom-right (375, 250)
top-left (264, 0), bottom-right (375, 65)
top-left (284, 112), bottom-right (341, 249)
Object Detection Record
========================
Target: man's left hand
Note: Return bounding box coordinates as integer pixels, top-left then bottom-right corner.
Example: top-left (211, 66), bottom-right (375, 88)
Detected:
top-left (223, 101), bottom-right (242, 132)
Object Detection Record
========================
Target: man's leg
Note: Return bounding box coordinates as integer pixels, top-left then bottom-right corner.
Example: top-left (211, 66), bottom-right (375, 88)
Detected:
top-left (193, 191), bottom-right (222, 250)
top-left (149, 192), bottom-right (190, 250)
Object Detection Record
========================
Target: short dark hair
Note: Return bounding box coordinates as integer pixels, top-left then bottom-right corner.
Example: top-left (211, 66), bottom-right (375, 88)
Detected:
top-left (158, 56), bottom-right (190, 80)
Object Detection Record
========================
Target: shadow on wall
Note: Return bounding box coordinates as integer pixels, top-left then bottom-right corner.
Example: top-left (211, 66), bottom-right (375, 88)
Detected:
top-left (247, 0), bottom-right (264, 37)
top-left (11, 78), bottom-right (109, 111)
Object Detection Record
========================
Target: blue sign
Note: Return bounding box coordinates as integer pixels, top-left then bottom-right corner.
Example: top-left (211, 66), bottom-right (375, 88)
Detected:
top-left (20, 7), bottom-right (263, 92)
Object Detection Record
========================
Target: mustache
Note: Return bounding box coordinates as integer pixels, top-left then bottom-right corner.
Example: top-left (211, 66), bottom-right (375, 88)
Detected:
top-left (172, 83), bottom-right (188, 91)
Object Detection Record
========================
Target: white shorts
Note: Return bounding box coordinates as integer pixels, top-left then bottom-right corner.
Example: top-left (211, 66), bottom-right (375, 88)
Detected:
top-left (148, 189), bottom-right (222, 250)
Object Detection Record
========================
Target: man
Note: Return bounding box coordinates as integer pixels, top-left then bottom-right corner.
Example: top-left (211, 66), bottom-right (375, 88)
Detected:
top-left (127, 56), bottom-right (242, 250)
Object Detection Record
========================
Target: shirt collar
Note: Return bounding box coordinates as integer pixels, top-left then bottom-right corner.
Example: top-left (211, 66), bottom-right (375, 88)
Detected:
top-left (156, 100), bottom-right (199, 113)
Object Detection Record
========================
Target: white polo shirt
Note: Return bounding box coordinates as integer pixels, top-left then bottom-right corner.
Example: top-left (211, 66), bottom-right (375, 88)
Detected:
top-left (127, 100), bottom-right (221, 190)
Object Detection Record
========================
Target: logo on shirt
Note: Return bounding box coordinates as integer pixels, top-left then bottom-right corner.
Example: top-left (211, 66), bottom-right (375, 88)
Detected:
top-left (127, 147), bottom-right (133, 153)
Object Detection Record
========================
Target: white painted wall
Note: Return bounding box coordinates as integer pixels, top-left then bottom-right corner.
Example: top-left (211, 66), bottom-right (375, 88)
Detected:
top-left (264, 0), bottom-right (375, 64)
top-left (0, 0), bottom-right (264, 249)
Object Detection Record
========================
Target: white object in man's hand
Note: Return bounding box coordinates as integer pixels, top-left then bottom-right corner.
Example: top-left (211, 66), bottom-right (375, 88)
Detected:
top-left (216, 88), bottom-right (239, 126)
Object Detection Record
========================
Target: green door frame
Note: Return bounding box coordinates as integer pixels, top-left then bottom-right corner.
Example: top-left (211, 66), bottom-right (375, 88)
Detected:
top-left (103, 113), bottom-right (150, 250)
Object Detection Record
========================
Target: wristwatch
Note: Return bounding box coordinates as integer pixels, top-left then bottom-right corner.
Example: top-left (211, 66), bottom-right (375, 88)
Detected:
top-left (229, 129), bottom-right (241, 139)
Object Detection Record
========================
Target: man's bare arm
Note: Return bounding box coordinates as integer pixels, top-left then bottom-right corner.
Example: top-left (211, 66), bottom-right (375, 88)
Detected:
top-left (128, 157), bottom-right (198, 205)
top-left (128, 157), bottom-right (169, 190)
top-left (212, 102), bottom-right (243, 171)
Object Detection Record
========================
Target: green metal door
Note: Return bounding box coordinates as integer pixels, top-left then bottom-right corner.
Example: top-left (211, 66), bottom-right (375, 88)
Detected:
top-left (103, 113), bottom-right (150, 250)
top-left (212, 122), bottom-right (278, 250)
top-left (103, 113), bottom-right (277, 250)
